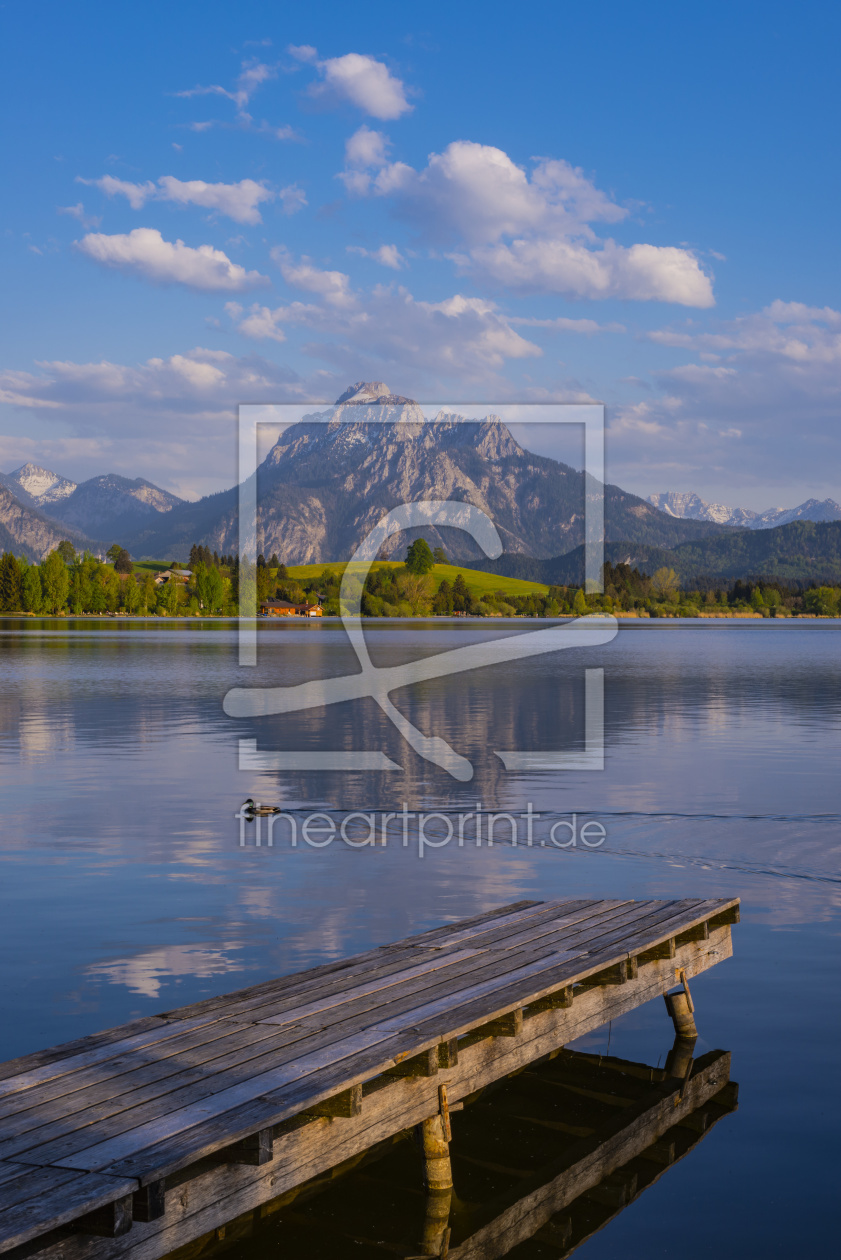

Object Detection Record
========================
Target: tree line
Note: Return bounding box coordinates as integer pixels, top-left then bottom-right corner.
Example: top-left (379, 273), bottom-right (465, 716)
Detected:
top-left (1, 542), bottom-right (840, 618)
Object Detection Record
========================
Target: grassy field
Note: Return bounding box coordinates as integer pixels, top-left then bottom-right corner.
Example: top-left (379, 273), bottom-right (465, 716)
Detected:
top-left (132, 560), bottom-right (172, 575)
top-left (284, 561), bottom-right (551, 597)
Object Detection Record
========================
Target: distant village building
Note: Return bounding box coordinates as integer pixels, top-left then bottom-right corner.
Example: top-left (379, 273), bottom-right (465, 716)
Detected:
top-left (259, 599), bottom-right (323, 617)
top-left (154, 569), bottom-right (192, 586)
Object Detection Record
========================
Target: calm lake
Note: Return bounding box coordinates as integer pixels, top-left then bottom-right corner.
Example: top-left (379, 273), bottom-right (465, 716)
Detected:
top-left (1, 617), bottom-right (839, 1256)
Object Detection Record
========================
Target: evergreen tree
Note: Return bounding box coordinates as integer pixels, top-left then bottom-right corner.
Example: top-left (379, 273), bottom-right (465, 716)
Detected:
top-left (114, 548), bottom-right (132, 574)
top-left (451, 573), bottom-right (471, 612)
top-left (432, 578), bottom-right (454, 615)
top-left (57, 540), bottom-right (76, 564)
top-left (0, 553), bottom-right (23, 611)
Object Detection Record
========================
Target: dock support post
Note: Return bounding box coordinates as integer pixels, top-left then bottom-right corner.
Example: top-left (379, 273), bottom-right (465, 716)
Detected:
top-left (664, 969), bottom-right (698, 1038)
top-left (417, 1112), bottom-right (453, 1192)
top-left (416, 1091), bottom-right (453, 1257)
top-left (665, 1034), bottom-right (696, 1081)
top-left (419, 1186), bottom-right (452, 1257)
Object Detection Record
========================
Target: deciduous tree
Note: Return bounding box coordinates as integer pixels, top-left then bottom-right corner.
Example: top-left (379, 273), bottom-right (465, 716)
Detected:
top-left (41, 551), bottom-right (70, 613)
top-left (405, 538), bottom-right (435, 575)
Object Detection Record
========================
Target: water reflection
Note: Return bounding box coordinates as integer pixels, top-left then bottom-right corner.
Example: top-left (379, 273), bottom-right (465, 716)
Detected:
top-left (0, 619), bottom-right (838, 1254)
top-left (180, 1043), bottom-right (736, 1260)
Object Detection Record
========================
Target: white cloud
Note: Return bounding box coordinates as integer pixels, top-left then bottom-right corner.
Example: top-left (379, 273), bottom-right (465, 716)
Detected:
top-left (57, 202), bottom-right (101, 228)
top-left (290, 47), bottom-right (412, 119)
top-left (229, 282), bottom-right (541, 379)
top-left (611, 300), bottom-right (841, 495)
top-left (173, 60), bottom-right (298, 142)
top-left (348, 141), bottom-right (626, 244)
top-left (272, 248), bottom-right (355, 307)
top-left (345, 125), bottom-right (390, 169)
top-left (79, 174), bottom-right (277, 224)
top-left (512, 315), bottom-right (626, 334)
top-left (78, 175), bottom-right (156, 209)
top-left (278, 184), bottom-right (307, 215)
top-left (176, 59), bottom-right (276, 111)
top-left (75, 228), bottom-right (270, 291)
top-left (0, 348), bottom-right (306, 496)
top-left (347, 243), bottom-right (406, 270)
top-left (341, 138), bottom-right (714, 307)
top-left (466, 238), bottom-right (715, 306)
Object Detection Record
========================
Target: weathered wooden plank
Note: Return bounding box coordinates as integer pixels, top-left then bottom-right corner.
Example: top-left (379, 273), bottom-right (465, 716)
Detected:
top-left (25, 957), bottom-right (733, 1260)
top-left (0, 1019), bottom-right (225, 1106)
top-left (4, 946), bottom-right (575, 1166)
top-left (418, 900), bottom-right (609, 949)
top-left (0, 1170), bottom-right (138, 1254)
top-left (384, 901), bottom-right (544, 949)
top-left (0, 1024), bottom-right (340, 1163)
top-left (0, 1020), bottom-right (308, 1133)
top-left (102, 928), bottom-right (731, 1187)
top-left (45, 915), bottom-right (733, 1176)
top-left (240, 947), bottom-right (486, 1027)
top-left (164, 903), bottom-right (542, 1024)
top-left (0, 1022), bottom-right (169, 1089)
top-left (0, 1165), bottom-right (34, 1191)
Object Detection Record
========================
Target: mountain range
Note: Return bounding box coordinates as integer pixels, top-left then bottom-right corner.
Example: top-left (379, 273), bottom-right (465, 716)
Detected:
top-left (472, 519), bottom-right (841, 586)
top-left (0, 464), bottom-right (184, 557)
top-left (1, 384), bottom-right (838, 578)
top-left (112, 383), bottom-right (729, 563)
top-left (648, 490), bottom-right (841, 530)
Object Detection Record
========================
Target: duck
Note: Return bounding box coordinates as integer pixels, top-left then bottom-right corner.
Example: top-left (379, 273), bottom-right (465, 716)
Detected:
top-left (241, 798), bottom-right (282, 817)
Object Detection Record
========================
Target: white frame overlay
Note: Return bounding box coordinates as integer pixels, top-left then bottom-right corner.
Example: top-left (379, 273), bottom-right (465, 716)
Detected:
top-left (226, 402), bottom-right (614, 778)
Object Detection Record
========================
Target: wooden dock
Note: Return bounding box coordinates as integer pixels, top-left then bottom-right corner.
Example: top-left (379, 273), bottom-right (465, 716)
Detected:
top-left (214, 1044), bottom-right (737, 1259)
top-left (0, 897), bottom-right (739, 1260)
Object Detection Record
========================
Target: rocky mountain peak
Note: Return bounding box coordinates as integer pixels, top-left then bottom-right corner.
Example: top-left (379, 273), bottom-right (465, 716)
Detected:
top-left (334, 381), bottom-right (416, 406)
top-left (7, 462), bottom-right (77, 504)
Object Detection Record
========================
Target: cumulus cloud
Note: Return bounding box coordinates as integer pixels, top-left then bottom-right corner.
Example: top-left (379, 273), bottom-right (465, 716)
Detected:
top-left (290, 46), bottom-right (412, 119)
top-left (78, 174), bottom-right (278, 224)
top-left (341, 138), bottom-right (714, 307)
top-left (466, 238), bottom-right (714, 306)
top-left (228, 281), bottom-right (541, 379)
top-left (0, 348), bottom-right (306, 496)
top-left (345, 125), bottom-right (391, 168)
top-left (272, 248), bottom-right (356, 307)
top-left (611, 301), bottom-right (841, 496)
top-left (75, 228), bottom-right (270, 291)
top-left (346, 243), bottom-right (406, 269)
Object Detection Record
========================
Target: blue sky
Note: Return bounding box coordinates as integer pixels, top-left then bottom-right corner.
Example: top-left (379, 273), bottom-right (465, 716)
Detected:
top-left (1, 0), bottom-right (839, 507)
